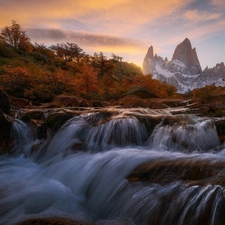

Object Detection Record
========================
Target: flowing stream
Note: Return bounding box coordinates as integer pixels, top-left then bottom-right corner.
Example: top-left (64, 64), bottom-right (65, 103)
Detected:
top-left (1, 109), bottom-right (225, 225)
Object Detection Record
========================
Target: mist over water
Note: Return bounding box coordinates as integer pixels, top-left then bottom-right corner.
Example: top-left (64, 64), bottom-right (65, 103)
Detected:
top-left (1, 110), bottom-right (225, 225)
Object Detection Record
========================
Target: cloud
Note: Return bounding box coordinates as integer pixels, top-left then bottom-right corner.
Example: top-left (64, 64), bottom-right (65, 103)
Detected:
top-left (184, 9), bottom-right (223, 23)
top-left (0, 0), bottom-right (190, 34)
top-left (27, 28), bottom-right (146, 53)
top-left (211, 0), bottom-right (225, 7)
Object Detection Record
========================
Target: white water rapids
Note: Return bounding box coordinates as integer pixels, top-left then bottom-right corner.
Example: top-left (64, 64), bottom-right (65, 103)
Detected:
top-left (1, 111), bottom-right (225, 225)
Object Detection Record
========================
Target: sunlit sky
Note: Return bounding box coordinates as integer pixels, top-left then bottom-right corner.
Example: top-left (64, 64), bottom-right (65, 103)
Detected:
top-left (0, 0), bottom-right (225, 69)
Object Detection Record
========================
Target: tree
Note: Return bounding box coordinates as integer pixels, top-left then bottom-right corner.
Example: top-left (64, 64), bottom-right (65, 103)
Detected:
top-left (92, 52), bottom-right (115, 78)
top-left (1, 67), bottom-right (32, 97)
top-left (0, 20), bottom-right (32, 52)
top-left (50, 42), bottom-right (86, 63)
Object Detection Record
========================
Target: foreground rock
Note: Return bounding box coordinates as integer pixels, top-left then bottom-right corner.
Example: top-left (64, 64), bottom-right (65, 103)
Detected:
top-left (18, 218), bottom-right (90, 225)
top-left (127, 158), bottom-right (225, 187)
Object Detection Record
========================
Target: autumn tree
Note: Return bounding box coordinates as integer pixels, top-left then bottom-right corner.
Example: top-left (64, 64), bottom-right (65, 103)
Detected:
top-left (50, 42), bottom-right (86, 63)
top-left (75, 64), bottom-right (99, 97)
top-left (0, 20), bottom-right (32, 52)
top-left (111, 53), bottom-right (123, 62)
top-left (92, 52), bottom-right (115, 78)
top-left (1, 67), bottom-right (32, 97)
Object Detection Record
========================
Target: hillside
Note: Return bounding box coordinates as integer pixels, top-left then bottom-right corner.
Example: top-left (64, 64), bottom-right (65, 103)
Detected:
top-left (0, 22), bottom-right (177, 103)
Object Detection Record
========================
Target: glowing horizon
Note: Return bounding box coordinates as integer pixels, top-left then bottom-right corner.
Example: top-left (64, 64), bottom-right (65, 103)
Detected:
top-left (0, 0), bottom-right (225, 69)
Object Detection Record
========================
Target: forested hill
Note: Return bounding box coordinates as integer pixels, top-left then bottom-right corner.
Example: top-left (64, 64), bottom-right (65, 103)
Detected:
top-left (0, 21), bottom-right (177, 103)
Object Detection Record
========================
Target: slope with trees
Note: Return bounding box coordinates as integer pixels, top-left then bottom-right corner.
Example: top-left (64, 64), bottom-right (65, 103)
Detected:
top-left (0, 20), bottom-right (178, 104)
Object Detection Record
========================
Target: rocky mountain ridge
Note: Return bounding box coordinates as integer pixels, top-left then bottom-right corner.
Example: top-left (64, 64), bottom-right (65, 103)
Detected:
top-left (143, 38), bottom-right (225, 93)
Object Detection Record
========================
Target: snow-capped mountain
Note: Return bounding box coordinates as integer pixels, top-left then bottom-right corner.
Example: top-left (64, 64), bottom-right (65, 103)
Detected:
top-left (143, 38), bottom-right (225, 93)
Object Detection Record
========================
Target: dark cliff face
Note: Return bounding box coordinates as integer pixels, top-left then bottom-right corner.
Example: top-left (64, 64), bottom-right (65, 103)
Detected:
top-left (171, 38), bottom-right (202, 75)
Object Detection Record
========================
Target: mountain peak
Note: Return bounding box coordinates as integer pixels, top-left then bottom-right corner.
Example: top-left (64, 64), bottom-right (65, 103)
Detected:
top-left (147, 46), bottom-right (154, 59)
top-left (184, 37), bottom-right (191, 43)
top-left (172, 38), bottom-right (202, 75)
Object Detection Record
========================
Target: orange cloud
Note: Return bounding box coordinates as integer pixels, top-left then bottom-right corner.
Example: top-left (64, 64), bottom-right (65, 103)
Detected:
top-left (0, 0), bottom-right (189, 34)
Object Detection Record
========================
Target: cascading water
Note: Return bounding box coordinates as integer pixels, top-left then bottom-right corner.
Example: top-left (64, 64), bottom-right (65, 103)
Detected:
top-left (11, 119), bottom-right (33, 156)
top-left (149, 115), bottom-right (220, 152)
top-left (1, 110), bottom-right (225, 225)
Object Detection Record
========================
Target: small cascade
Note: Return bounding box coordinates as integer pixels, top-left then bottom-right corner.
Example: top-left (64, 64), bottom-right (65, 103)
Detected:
top-left (34, 116), bottom-right (91, 161)
top-left (86, 116), bottom-right (148, 151)
top-left (34, 112), bottom-right (148, 161)
top-left (149, 115), bottom-right (220, 152)
top-left (12, 119), bottom-right (33, 156)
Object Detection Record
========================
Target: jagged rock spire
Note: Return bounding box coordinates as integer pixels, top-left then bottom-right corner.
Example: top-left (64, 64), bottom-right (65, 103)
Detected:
top-left (172, 38), bottom-right (202, 74)
top-left (142, 46), bottom-right (155, 75)
top-left (147, 46), bottom-right (154, 59)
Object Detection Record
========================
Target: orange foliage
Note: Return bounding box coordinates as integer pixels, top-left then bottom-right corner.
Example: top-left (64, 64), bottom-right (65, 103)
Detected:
top-left (1, 67), bottom-right (32, 97)
top-left (74, 65), bottom-right (99, 97)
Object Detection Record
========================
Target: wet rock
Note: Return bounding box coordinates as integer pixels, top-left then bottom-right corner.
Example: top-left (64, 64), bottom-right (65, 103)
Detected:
top-left (53, 94), bottom-right (89, 107)
top-left (114, 95), bottom-right (148, 108)
top-left (214, 118), bottom-right (225, 143)
top-left (127, 158), bottom-right (225, 186)
top-left (0, 109), bottom-right (14, 154)
top-left (0, 90), bottom-right (11, 114)
top-left (10, 96), bottom-right (32, 109)
top-left (46, 112), bottom-right (76, 132)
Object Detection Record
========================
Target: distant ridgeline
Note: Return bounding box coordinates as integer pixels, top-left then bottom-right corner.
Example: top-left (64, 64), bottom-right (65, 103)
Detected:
top-left (142, 38), bottom-right (225, 93)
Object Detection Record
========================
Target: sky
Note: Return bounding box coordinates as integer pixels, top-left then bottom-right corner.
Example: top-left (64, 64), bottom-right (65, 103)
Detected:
top-left (0, 0), bottom-right (225, 69)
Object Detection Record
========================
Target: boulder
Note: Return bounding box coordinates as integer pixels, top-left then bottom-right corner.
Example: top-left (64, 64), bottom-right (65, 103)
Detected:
top-left (114, 95), bottom-right (148, 108)
top-left (53, 95), bottom-right (89, 108)
top-left (124, 87), bottom-right (158, 99)
top-left (0, 90), bottom-right (11, 114)
top-left (10, 96), bottom-right (32, 108)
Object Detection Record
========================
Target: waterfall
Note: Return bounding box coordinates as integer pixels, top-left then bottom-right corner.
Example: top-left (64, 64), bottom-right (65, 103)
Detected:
top-left (149, 115), bottom-right (220, 152)
top-left (11, 119), bottom-right (33, 156)
top-left (85, 116), bottom-right (148, 151)
top-left (1, 110), bottom-right (225, 224)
